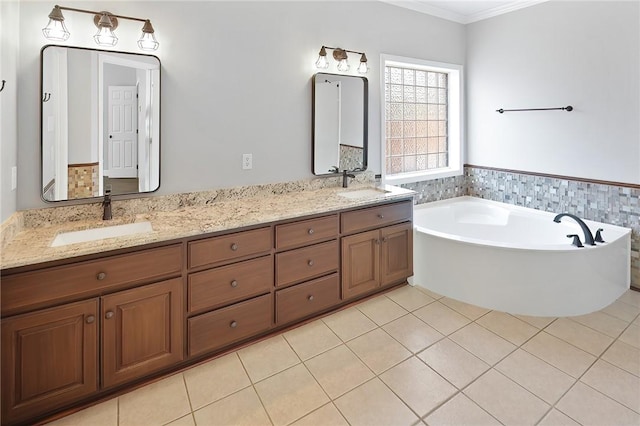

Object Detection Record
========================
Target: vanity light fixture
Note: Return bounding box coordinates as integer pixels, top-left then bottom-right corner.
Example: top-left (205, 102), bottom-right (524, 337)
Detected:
top-left (42, 5), bottom-right (159, 51)
top-left (315, 46), bottom-right (368, 74)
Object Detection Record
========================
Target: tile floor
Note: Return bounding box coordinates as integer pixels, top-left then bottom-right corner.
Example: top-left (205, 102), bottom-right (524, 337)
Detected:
top-left (49, 285), bottom-right (640, 426)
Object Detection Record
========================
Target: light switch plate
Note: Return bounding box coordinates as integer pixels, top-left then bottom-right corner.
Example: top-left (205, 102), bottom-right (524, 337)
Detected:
top-left (242, 154), bottom-right (253, 170)
top-left (11, 166), bottom-right (17, 190)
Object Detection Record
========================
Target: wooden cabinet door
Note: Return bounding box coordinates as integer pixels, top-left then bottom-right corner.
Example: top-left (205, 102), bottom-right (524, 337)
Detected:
top-left (381, 223), bottom-right (413, 286)
top-left (1, 299), bottom-right (99, 424)
top-left (341, 229), bottom-right (380, 300)
top-left (102, 278), bottom-right (183, 388)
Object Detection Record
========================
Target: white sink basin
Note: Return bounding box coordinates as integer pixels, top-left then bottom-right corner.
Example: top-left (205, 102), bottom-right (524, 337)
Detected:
top-left (338, 188), bottom-right (391, 199)
top-left (51, 221), bottom-right (153, 247)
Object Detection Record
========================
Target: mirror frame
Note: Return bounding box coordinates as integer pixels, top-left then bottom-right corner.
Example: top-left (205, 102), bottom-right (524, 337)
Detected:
top-left (312, 72), bottom-right (368, 175)
top-left (40, 44), bottom-right (161, 203)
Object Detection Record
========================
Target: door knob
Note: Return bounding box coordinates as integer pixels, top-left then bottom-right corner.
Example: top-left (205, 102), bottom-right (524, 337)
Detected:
top-left (230, 320), bottom-right (238, 328)
top-left (230, 280), bottom-right (238, 288)
top-left (308, 228), bottom-right (314, 235)
top-left (308, 295), bottom-right (314, 301)
top-left (105, 311), bottom-right (114, 319)
top-left (307, 260), bottom-right (314, 267)
top-left (86, 315), bottom-right (96, 324)
top-left (230, 243), bottom-right (238, 251)
top-left (96, 272), bottom-right (107, 280)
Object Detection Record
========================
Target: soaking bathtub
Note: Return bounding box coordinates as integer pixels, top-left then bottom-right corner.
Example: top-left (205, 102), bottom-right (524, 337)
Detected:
top-left (412, 196), bottom-right (631, 316)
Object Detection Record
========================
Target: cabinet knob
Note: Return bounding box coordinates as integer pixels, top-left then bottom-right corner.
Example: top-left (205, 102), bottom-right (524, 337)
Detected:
top-left (230, 280), bottom-right (238, 288)
top-left (377, 214), bottom-right (384, 219)
top-left (308, 295), bottom-right (314, 302)
top-left (105, 311), bottom-right (114, 319)
top-left (96, 272), bottom-right (107, 280)
top-left (382, 237), bottom-right (388, 243)
top-left (230, 320), bottom-right (238, 328)
top-left (307, 259), bottom-right (314, 267)
top-left (375, 239), bottom-right (381, 245)
top-left (86, 315), bottom-right (95, 324)
top-left (308, 228), bottom-right (314, 235)
top-left (230, 243), bottom-right (238, 251)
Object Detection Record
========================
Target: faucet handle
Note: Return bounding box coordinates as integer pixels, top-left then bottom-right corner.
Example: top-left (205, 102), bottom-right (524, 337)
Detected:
top-left (594, 228), bottom-right (605, 243)
top-left (566, 234), bottom-right (584, 248)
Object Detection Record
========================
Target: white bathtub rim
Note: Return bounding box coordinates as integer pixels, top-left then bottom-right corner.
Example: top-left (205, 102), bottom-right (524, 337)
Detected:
top-left (413, 196), bottom-right (631, 252)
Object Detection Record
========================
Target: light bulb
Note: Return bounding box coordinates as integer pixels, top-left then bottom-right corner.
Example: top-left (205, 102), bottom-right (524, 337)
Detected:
top-left (94, 26), bottom-right (118, 46)
top-left (315, 55), bottom-right (329, 69)
top-left (43, 19), bottom-right (70, 41)
top-left (337, 58), bottom-right (350, 72)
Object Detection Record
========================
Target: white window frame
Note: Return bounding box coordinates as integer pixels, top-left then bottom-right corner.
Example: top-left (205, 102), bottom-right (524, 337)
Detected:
top-left (380, 54), bottom-right (464, 185)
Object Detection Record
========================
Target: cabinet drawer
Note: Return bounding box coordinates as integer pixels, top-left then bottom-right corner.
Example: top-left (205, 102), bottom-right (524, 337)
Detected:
top-left (275, 215), bottom-right (338, 251)
top-left (1, 244), bottom-right (183, 317)
top-left (275, 240), bottom-right (338, 287)
top-left (275, 274), bottom-right (340, 325)
top-left (188, 294), bottom-right (272, 357)
top-left (188, 256), bottom-right (273, 313)
top-left (341, 201), bottom-right (412, 234)
top-left (188, 227), bottom-right (272, 269)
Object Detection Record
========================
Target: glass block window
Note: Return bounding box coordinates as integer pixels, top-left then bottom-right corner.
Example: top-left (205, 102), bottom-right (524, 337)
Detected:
top-left (385, 66), bottom-right (449, 175)
top-left (381, 55), bottom-right (462, 184)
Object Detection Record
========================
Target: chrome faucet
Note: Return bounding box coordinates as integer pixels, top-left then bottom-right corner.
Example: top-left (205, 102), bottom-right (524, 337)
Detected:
top-left (553, 213), bottom-right (595, 246)
top-left (342, 170), bottom-right (356, 188)
top-left (102, 188), bottom-right (112, 220)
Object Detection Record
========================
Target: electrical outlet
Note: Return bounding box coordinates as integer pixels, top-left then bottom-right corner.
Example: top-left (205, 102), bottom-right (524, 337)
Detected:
top-left (242, 154), bottom-right (253, 170)
top-left (11, 167), bottom-right (17, 190)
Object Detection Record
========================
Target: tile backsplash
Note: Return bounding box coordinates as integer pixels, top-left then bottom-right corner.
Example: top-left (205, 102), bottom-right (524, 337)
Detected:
top-left (402, 166), bottom-right (640, 287)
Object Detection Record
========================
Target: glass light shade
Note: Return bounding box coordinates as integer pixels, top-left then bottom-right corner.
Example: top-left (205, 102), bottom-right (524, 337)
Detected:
top-left (357, 60), bottom-right (369, 74)
top-left (337, 58), bottom-right (350, 72)
top-left (315, 55), bottom-right (329, 69)
top-left (94, 27), bottom-right (118, 47)
top-left (138, 32), bottom-right (159, 51)
top-left (42, 19), bottom-right (70, 41)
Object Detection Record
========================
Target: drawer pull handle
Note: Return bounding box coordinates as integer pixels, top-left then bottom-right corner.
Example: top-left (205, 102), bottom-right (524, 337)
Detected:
top-left (308, 260), bottom-right (314, 267)
top-left (308, 228), bottom-right (314, 235)
top-left (230, 320), bottom-right (238, 328)
top-left (230, 243), bottom-right (238, 251)
top-left (86, 315), bottom-right (95, 324)
top-left (230, 280), bottom-right (238, 288)
top-left (308, 295), bottom-right (314, 301)
top-left (378, 214), bottom-right (384, 219)
top-left (96, 272), bottom-right (107, 280)
top-left (105, 311), bottom-right (114, 319)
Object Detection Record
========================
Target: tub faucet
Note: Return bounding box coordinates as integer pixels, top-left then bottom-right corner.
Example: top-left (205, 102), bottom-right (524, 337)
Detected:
top-left (553, 213), bottom-right (595, 246)
top-left (102, 188), bottom-right (112, 220)
top-left (342, 170), bottom-right (355, 188)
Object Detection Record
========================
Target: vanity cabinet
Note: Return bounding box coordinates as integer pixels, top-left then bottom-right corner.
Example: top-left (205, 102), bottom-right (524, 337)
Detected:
top-left (0, 198), bottom-right (413, 425)
top-left (341, 202), bottom-right (413, 300)
top-left (1, 245), bottom-right (183, 425)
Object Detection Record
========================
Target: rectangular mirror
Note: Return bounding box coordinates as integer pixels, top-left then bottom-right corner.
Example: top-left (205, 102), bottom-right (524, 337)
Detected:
top-left (312, 73), bottom-right (367, 175)
top-left (41, 45), bottom-right (160, 202)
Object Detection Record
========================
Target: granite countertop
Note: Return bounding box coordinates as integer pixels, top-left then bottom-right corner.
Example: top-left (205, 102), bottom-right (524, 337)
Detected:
top-left (0, 184), bottom-right (414, 271)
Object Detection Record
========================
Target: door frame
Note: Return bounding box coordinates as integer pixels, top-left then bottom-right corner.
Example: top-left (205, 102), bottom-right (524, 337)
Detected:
top-left (98, 54), bottom-right (156, 195)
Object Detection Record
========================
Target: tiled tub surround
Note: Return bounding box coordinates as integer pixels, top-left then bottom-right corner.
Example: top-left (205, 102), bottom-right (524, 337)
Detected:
top-left (0, 172), bottom-right (415, 270)
top-left (402, 166), bottom-right (640, 287)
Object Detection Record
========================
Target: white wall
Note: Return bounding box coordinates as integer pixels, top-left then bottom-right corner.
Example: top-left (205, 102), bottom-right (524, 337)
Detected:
top-left (1, 1), bottom-right (20, 221)
top-left (466, 1), bottom-right (640, 184)
top-left (17, 1), bottom-right (466, 210)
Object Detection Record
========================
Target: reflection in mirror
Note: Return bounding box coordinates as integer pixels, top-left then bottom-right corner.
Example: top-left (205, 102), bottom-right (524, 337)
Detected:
top-left (41, 45), bottom-right (160, 202)
top-left (312, 73), bottom-right (367, 175)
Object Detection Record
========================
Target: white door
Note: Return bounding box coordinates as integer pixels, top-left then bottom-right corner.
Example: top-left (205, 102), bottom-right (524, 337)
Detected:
top-left (107, 86), bottom-right (138, 178)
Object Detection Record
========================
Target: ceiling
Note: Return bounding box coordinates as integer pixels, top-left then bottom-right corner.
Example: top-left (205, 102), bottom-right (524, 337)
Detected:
top-left (380, 0), bottom-right (549, 24)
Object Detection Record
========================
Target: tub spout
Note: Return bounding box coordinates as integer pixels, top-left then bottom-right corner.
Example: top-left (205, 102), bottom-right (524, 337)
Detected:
top-left (553, 213), bottom-right (595, 246)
